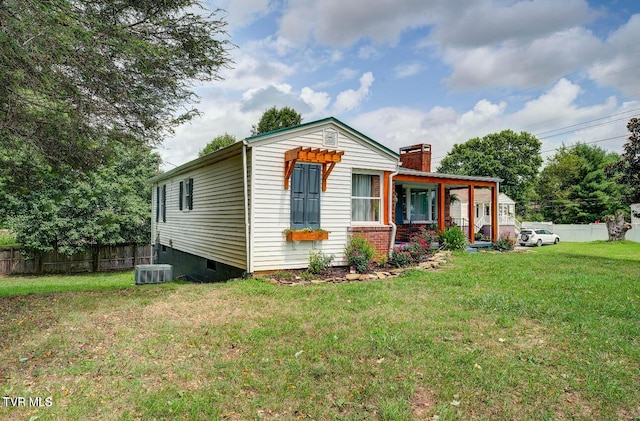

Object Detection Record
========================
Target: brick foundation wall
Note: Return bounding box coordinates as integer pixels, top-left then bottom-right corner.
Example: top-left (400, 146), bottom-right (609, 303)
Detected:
top-left (395, 223), bottom-right (438, 242)
top-left (349, 226), bottom-right (392, 257)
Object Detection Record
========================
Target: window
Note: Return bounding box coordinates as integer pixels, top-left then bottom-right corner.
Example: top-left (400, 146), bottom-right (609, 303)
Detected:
top-left (291, 163), bottom-right (321, 229)
top-left (409, 188), bottom-right (435, 221)
top-left (179, 178), bottom-right (193, 211)
top-left (352, 173), bottom-right (381, 223)
top-left (397, 186), bottom-right (436, 223)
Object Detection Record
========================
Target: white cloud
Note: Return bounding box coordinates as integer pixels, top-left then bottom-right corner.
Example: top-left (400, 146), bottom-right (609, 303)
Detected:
top-left (431, 0), bottom-right (595, 48)
top-left (587, 14), bottom-right (640, 96)
top-left (278, 0), bottom-right (432, 47)
top-left (300, 87), bottom-right (331, 116)
top-left (216, 0), bottom-right (272, 29)
top-left (444, 27), bottom-right (603, 90)
top-left (214, 49), bottom-right (296, 91)
top-left (333, 72), bottom-right (375, 114)
top-left (350, 79), bottom-right (633, 169)
top-left (394, 63), bottom-right (425, 78)
top-left (358, 45), bottom-right (381, 60)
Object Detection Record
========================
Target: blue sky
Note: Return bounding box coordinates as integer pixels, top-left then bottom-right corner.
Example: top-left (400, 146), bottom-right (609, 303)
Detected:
top-left (160, 0), bottom-right (640, 169)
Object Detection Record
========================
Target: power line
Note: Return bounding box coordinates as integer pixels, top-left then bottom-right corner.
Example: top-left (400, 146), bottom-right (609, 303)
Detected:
top-left (533, 107), bottom-right (640, 137)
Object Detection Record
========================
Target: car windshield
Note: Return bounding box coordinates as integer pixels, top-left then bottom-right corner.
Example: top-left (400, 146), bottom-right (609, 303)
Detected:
top-left (521, 230), bottom-right (533, 234)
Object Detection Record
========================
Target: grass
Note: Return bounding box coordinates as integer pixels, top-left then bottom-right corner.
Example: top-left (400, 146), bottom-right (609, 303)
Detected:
top-left (1, 241), bottom-right (639, 420)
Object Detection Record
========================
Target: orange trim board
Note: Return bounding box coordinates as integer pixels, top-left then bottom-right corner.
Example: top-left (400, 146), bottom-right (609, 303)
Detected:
top-left (284, 147), bottom-right (344, 191)
top-left (394, 174), bottom-right (497, 188)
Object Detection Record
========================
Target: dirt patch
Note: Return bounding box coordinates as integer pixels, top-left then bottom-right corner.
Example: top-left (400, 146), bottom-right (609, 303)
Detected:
top-left (411, 385), bottom-right (436, 419)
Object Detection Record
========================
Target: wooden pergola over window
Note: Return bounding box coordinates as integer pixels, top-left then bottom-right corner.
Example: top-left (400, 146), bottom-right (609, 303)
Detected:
top-left (284, 147), bottom-right (344, 191)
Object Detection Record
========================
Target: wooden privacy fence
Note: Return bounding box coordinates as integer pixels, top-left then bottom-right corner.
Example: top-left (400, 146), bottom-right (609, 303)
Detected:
top-left (0, 244), bottom-right (152, 275)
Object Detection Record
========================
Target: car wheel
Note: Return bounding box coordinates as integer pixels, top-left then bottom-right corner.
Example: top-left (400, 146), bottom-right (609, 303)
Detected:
top-left (554, 238), bottom-right (559, 244)
top-left (536, 239), bottom-right (542, 247)
top-left (521, 234), bottom-right (529, 242)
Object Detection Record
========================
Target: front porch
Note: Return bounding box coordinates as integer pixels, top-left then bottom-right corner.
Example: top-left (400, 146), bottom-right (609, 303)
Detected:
top-left (393, 169), bottom-right (503, 244)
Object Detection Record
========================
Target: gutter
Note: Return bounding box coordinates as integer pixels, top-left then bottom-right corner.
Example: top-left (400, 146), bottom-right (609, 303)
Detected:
top-left (242, 141), bottom-right (252, 275)
top-left (388, 169), bottom-right (399, 257)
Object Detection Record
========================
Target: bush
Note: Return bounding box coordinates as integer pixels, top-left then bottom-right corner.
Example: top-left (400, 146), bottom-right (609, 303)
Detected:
top-left (308, 250), bottom-right (334, 274)
top-left (390, 245), bottom-right (414, 267)
top-left (390, 229), bottom-right (436, 267)
top-left (440, 226), bottom-right (469, 251)
top-left (345, 234), bottom-right (376, 273)
top-left (494, 234), bottom-right (516, 252)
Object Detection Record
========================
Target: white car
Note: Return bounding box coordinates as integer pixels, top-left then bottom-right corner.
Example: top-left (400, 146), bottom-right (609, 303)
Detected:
top-left (518, 229), bottom-right (560, 247)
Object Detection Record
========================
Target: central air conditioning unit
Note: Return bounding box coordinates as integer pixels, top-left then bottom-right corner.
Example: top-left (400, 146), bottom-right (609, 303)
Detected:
top-left (135, 264), bottom-right (173, 285)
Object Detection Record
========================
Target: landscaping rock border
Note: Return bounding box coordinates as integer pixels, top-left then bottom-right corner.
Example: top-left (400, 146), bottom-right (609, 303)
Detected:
top-left (265, 251), bottom-right (453, 286)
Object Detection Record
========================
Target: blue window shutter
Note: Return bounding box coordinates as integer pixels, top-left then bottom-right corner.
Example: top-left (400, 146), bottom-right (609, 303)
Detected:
top-left (306, 165), bottom-right (321, 227)
top-left (290, 163), bottom-right (321, 229)
top-left (179, 181), bottom-right (184, 210)
top-left (188, 178), bottom-right (194, 210)
top-left (291, 165), bottom-right (306, 227)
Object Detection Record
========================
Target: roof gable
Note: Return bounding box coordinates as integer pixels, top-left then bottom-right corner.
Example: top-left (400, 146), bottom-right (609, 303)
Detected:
top-left (245, 117), bottom-right (398, 161)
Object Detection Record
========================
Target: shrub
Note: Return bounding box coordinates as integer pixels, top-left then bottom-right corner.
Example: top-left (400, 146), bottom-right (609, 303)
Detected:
top-left (494, 234), bottom-right (516, 252)
top-left (345, 234), bottom-right (376, 273)
top-left (390, 229), bottom-right (436, 267)
top-left (409, 229), bottom-right (436, 259)
top-left (308, 250), bottom-right (334, 274)
top-left (390, 245), bottom-right (414, 267)
top-left (440, 226), bottom-right (469, 251)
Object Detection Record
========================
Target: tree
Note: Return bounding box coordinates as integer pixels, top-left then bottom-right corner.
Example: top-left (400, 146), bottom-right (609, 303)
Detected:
top-left (6, 142), bottom-right (160, 257)
top-left (251, 106), bottom-right (302, 135)
top-left (437, 130), bottom-right (542, 215)
top-left (0, 0), bottom-right (232, 181)
top-left (199, 133), bottom-right (236, 157)
top-left (604, 211), bottom-right (632, 241)
top-left (606, 118), bottom-right (640, 207)
top-left (535, 143), bottom-right (624, 224)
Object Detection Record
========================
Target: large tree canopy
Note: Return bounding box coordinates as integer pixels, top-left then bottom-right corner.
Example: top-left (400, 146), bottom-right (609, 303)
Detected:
top-left (0, 0), bottom-right (232, 175)
top-left (6, 142), bottom-right (160, 257)
top-left (437, 130), bottom-right (542, 215)
top-left (606, 118), bottom-right (640, 206)
top-left (535, 143), bottom-right (624, 224)
top-left (251, 106), bottom-right (302, 135)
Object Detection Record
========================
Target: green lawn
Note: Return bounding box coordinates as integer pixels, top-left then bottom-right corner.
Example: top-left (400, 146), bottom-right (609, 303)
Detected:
top-left (1, 242), bottom-right (639, 420)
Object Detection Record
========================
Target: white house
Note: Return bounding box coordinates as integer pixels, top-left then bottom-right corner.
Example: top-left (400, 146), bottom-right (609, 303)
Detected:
top-left (149, 117), bottom-right (398, 281)
top-left (449, 189), bottom-right (518, 238)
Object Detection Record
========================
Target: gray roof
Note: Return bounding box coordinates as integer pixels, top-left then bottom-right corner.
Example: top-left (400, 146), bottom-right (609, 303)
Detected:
top-left (397, 167), bottom-right (503, 183)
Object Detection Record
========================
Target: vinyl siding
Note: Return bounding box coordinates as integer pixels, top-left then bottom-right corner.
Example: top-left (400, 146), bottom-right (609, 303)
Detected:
top-left (250, 125), bottom-right (397, 271)
top-left (152, 154), bottom-right (247, 270)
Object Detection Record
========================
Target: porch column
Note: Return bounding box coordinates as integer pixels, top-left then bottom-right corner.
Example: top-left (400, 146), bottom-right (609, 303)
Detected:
top-left (491, 185), bottom-right (499, 242)
top-left (468, 185), bottom-right (475, 244)
top-left (438, 184), bottom-right (446, 233)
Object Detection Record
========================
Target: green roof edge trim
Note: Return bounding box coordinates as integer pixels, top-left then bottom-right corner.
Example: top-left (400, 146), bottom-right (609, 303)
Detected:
top-left (245, 116), bottom-right (399, 158)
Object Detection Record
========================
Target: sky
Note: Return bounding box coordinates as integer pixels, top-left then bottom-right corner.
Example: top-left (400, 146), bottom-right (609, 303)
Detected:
top-left (158, 0), bottom-right (640, 170)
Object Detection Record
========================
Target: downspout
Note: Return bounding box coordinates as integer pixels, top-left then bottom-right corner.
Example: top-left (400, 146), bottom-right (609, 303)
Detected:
top-left (496, 181), bottom-right (500, 242)
top-left (388, 169), bottom-right (399, 258)
top-left (242, 141), bottom-right (251, 276)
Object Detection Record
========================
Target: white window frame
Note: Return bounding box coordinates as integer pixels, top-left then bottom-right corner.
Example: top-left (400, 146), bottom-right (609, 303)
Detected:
top-left (351, 170), bottom-right (383, 225)
top-left (400, 183), bottom-right (437, 224)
